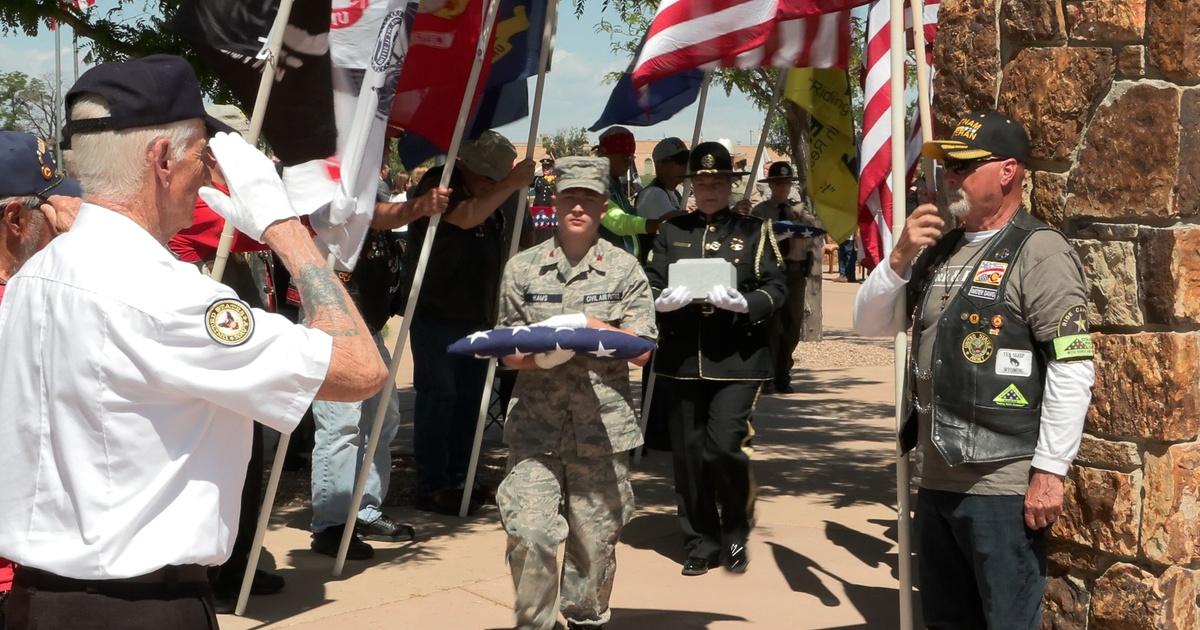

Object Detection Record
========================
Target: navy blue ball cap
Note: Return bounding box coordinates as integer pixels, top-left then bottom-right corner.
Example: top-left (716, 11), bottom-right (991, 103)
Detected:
top-left (62, 54), bottom-right (226, 148)
top-left (0, 131), bottom-right (82, 199)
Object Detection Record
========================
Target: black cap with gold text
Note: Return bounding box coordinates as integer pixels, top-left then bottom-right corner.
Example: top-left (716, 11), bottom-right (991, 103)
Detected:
top-left (922, 111), bottom-right (1031, 163)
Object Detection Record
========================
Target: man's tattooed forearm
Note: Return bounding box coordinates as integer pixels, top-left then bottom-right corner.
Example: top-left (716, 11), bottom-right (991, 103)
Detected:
top-left (296, 263), bottom-right (359, 336)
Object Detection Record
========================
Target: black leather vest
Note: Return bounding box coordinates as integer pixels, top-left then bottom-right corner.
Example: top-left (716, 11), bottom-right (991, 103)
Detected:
top-left (901, 210), bottom-right (1054, 466)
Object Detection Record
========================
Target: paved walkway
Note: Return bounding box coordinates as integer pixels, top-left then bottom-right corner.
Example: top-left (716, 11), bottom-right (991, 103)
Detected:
top-left (220, 278), bottom-right (912, 629)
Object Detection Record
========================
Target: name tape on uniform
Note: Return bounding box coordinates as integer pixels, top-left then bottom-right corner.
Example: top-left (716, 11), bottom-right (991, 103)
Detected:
top-left (524, 292), bottom-right (564, 304)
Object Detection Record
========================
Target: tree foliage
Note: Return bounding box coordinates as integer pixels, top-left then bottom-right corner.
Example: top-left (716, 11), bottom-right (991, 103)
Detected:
top-left (0, 71), bottom-right (56, 141)
top-left (540, 127), bottom-right (591, 158)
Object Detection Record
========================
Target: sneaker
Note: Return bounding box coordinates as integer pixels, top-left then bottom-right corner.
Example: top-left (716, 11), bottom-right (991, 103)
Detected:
top-left (356, 514), bottom-right (416, 543)
top-left (310, 525), bottom-right (374, 560)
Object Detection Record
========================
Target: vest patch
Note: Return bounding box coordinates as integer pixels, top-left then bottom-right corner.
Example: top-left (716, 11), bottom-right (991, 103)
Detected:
top-left (993, 384), bottom-right (1030, 408)
top-left (996, 349), bottom-right (1033, 378)
top-left (584, 292), bottom-right (623, 304)
top-left (961, 332), bottom-right (994, 364)
top-left (973, 261), bottom-right (1009, 286)
top-left (524, 292), bottom-right (563, 304)
top-left (966, 286), bottom-right (998, 301)
top-left (1054, 334), bottom-right (1094, 361)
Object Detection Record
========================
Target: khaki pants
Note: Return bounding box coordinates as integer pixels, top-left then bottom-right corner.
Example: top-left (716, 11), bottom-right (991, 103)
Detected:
top-left (497, 451), bottom-right (634, 630)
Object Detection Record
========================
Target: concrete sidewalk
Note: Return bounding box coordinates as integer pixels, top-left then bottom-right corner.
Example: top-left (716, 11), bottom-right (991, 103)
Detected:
top-left (220, 278), bottom-right (912, 629)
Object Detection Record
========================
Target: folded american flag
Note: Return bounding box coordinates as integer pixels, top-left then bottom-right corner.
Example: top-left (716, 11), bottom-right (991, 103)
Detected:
top-left (447, 326), bottom-right (655, 360)
top-left (773, 221), bottom-right (827, 238)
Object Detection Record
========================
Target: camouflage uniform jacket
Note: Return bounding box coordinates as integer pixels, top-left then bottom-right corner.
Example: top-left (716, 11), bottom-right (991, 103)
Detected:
top-left (497, 237), bottom-right (657, 458)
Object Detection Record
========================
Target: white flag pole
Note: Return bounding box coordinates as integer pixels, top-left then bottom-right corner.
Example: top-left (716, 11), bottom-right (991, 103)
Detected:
top-left (909, 0), bottom-right (946, 216)
top-left (209, 0), bottom-right (297, 281)
top-left (459, 0), bottom-right (560, 518)
top-left (53, 21), bottom-right (62, 167)
top-left (743, 71), bottom-right (787, 201)
top-left (889, 0), bottom-right (914, 627)
top-left (333, 0), bottom-right (506, 576)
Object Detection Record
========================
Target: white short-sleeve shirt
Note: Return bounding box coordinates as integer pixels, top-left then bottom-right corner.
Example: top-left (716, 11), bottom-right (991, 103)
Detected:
top-left (0, 203), bottom-right (332, 579)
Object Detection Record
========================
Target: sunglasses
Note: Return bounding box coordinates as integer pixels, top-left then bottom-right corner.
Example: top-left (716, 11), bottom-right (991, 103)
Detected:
top-left (943, 157), bottom-right (1005, 175)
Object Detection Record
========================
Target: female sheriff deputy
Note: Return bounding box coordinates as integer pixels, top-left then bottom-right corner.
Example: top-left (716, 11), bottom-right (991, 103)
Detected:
top-left (645, 141), bottom-right (787, 577)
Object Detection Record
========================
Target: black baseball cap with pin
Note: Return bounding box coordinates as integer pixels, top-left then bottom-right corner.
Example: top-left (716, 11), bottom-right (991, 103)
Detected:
top-left (922, 111), bottom-right (1031, 164)
top-left (62, 54), bottom-right (233, 149)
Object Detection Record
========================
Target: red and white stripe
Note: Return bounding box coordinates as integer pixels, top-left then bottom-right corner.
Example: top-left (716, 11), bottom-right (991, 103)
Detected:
top-left (712, 9), bottom-right (851, 70)
top-left (70, 0), bottom-right (96, 8)
top-left (633, 0), bottom-right (778, 87)
top-left (857, 0), bottom-right (939, 270)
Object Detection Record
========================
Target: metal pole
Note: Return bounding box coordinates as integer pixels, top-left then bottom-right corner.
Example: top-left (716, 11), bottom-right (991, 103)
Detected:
top-left (743, 71), bottom-right (787, 201)
top-left (73, 30), bottom-right (79, 82)
top-left (909, 0), bottom-right (947, 216)
top-left (458, 0), bottom-right (560, 518)
top-left (632, 356), bottom-right (655, 465)
top-left (889, 0), bottom-right (914, 627)
top-left (334, 0), bottom-right (506, 575)
top-left (209, 0), bottom-right (297, 281)
top-left (679, 72), bottom-right (712, 204)
top-left (54, 23), bottom-right (62, 166)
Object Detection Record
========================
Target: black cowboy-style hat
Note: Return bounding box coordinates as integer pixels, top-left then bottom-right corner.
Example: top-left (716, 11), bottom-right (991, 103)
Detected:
top-left (685, 141), bottom-right (749, 178)
top-left (758, 161), bottom-right (799, 183)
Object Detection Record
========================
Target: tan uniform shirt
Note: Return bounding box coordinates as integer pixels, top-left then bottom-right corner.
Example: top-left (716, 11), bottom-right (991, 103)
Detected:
top-left (497, 238), bottom-right (657, 458)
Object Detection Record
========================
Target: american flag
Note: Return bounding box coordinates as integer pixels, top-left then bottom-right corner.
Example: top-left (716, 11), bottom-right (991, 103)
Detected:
top-left (632, 0), bottom-right (865, 87)
top-left (857, 0), bottom-right (938, 270)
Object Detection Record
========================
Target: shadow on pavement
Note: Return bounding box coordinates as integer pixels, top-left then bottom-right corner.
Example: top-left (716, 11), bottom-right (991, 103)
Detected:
top-left (769, 543), bottom-right (904, 629)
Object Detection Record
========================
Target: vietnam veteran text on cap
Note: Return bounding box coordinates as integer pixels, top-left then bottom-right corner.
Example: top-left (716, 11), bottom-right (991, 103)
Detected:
top-left (922, 111), bottom-right (1032, 164)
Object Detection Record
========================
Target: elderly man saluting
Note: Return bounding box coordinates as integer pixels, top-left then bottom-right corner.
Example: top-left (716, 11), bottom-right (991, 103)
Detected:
top-left (853, 112), bottom-right (1095, 628)
top-left (0, 55), bottom-right (387, 629)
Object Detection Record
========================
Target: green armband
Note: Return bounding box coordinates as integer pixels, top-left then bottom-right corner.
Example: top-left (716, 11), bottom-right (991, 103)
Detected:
top-left (1053, 334), bottom-right (1094, 361)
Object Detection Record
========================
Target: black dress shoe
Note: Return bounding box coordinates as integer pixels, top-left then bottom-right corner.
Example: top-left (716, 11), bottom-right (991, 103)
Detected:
top-left (416, 488), bottom-right (482, 516)
top-left (681, 556), bottom-right (717, 576)
top-left (775, 380), bottom-right (794, 394)
top-left (725, 541), bottom-right (749, 573)
top-left (356, 514), bottom-right (416, 542)
top-left (211, 570), bottom-right (285, 613)
top-left (310, 525), bottom-right (374, 560)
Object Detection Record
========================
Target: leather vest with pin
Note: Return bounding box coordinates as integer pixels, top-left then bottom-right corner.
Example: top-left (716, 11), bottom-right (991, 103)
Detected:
top-left (900, 210), bottom-right (1055, 466)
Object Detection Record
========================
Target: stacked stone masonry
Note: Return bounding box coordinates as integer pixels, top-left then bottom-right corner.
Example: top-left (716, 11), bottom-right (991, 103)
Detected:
top-left (934, 1), bottom-right (1200, 627)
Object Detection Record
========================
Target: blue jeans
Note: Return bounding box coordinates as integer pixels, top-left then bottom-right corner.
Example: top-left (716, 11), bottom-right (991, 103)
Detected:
top-left (411, 313), bottom-right (488, 497)
top-left (916, 488), bottom-right (1047, 629)
top-left (837, 239), bottom-right (857, 281)
top-left (310, 334), bottom-right (401, 533)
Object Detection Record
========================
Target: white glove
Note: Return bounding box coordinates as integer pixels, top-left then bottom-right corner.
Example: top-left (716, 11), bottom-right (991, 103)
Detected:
top-left (205, 131), bottom-right (296, 241)
top-left (707, 285), bottom-right (750, 314)
top-left (533, 312), bottom-right (588, 328)
top-left (654, 286), bottom-right (692, 313)
top-left (533, 346), bottom-right (575, 369)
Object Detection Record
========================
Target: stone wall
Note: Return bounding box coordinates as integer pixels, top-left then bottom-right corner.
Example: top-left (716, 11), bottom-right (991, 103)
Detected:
top-left (932, 1), bottom-right (1200, 627)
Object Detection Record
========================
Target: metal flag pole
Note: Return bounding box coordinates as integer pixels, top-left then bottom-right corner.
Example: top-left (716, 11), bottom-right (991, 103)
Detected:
top-left (743, 71), bottom-right (787, 201)
top-left (459, 0), bottom-right (560, 518)
top-left (333, 0), bottom-right (506, 576)
top-left (209, 0), bottom-right (296, 281)
top-left (53, 20), bottom-right (62, 166)
top-left (196, 0), bottom-right (295, 615)
top-left (909, 0), bottom-right (946, 215)
top-left (889, 0), bottom-right (914, 627)
top-left (634, 71), bottom-right (715, 462)
top-left (73, 30), bottom-right (80, 82)
top-left (678, 71), bottom-right (712, 203)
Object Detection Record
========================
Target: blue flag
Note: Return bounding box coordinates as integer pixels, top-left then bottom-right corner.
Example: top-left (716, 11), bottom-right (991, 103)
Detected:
top-left (589, 69), bottom-right (705, 131)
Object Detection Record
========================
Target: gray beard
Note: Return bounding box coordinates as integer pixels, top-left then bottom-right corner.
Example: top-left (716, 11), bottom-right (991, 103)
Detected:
top-left (946, 188), bottom-right (972, 219)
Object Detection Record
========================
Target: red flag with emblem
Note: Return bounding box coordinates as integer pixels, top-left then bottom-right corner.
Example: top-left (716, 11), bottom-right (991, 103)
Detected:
top-left (388, 0), bottom-right (494, 150)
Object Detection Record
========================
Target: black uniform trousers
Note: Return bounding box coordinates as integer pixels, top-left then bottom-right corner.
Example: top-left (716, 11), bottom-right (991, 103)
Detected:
top-left (769, 258), bottom-right (812, 386)
top-left (661, 377), bottom-right (761, 561)
top-left (5, 565), bottom-right (217, 630)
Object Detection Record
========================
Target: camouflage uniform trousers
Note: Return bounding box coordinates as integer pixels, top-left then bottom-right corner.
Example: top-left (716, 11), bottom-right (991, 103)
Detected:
top-left (497, 450), bottom-right (635, 630)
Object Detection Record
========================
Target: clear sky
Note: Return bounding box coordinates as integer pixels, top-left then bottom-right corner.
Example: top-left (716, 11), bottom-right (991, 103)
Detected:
top-left (0, 2), bottom-right (767, 147)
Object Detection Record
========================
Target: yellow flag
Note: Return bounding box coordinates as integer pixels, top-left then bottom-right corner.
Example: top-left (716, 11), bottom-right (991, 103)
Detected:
top-left (784, 68), bottom-right (858, 244)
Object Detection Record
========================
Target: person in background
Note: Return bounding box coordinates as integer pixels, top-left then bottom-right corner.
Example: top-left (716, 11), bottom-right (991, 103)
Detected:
top-left (405, 130), bottom-right (535, 515)
top-left (595, 126), bottom-right (661, 258)
top-left (750, 161), bottom-right (817, 394)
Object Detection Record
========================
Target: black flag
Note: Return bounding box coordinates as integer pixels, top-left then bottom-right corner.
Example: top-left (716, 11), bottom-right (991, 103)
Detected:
top-left (175, 0), bottom-right (337, 166)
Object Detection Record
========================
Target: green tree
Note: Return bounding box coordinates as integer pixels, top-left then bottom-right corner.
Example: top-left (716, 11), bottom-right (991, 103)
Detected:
top-left (0, 71), bottom-right (56, 141)
top-left (540, 127), bottom-right (591, 158)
